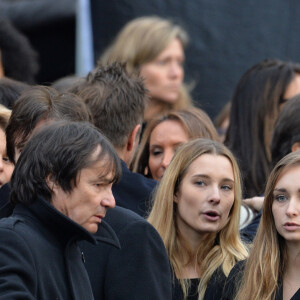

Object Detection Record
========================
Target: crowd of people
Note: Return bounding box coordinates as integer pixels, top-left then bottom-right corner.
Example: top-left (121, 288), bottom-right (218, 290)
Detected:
top-left (0, 15), bottom-right (300, 300)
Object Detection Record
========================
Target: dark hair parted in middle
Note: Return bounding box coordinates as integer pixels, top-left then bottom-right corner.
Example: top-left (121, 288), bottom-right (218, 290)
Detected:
top-left (225, 58), bottom-right (300, 197)
top-left (6, 85), bottom-right (91, 164)
top-left (10, 121), bottom-right (121, 205)
top-left (70, 63), bottom-right (148, 149)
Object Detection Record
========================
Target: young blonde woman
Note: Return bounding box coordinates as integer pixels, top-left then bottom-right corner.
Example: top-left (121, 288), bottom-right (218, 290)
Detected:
top-left (224, 151), bottom-right (300, 300)
top-left (148, 138), bottom-right (248, 300)
top-left (100, 16), bottom-right (193, 121)
top-left (132, 107), bottom-right (219, 181)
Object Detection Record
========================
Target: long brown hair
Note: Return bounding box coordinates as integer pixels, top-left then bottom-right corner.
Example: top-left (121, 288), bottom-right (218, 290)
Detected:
top-left (235, 151), bottom-right (300, 300)
top-left (225, 59), bottom-right (300, 197)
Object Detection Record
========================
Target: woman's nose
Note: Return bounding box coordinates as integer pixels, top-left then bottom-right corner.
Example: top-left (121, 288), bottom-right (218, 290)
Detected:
top-left (208, 186), bottom-right (221, 204)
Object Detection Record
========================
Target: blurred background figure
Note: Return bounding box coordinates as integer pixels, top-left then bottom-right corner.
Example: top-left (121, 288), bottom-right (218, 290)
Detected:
top-left (225, 58), bottom-right (300, 198)
top-left (51, 75), bottom-right (84, 93)
top-left (0, 104), bottom-right (13, 189)
top-left (132, 107), bottom-right (219, 181)
top-left (100, 16), bottom-right (193, 121)
top-left (0, 77), bottom-right (30, 109)
top-left (0, 18), bottom-right (39, 84)
top-left (271, 94), bottom-right (300, 166)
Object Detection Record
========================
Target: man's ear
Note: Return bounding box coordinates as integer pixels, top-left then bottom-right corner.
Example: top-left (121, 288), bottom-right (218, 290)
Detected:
top-left (291, 142), bottom-right (300, 153)
top-left (127, 124), bottom-right (141, 152)
top-left (46, 174), bottom-right (59, 193)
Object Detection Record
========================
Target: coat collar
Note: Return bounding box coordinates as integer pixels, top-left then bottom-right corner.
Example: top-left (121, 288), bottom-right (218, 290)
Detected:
top-left (14, 197), bottom-right (120, 249)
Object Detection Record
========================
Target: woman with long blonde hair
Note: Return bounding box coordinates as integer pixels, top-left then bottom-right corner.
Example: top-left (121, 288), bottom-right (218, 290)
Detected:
top-left (224, 151), bottom-right (300, 300)
top-left (100, 16), bottom-right (193, 121)
top-left (148, 138), bottom-right (248, 300)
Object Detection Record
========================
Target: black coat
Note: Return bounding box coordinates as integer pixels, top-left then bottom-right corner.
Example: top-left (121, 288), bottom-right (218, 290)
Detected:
top-left (80, 206), bottom-right (173, 300)
top-left (0, 198), bottom-right (120, 300)
top-left (112, 160), bottom-right (157, 217)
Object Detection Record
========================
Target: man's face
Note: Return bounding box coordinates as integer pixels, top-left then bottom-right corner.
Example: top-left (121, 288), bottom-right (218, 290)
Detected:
top-left (50, 150), bottom-right (116, 233)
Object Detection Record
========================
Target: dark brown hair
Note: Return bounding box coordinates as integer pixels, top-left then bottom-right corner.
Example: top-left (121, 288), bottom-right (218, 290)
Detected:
top-left (225, 58), bottom-right (300, 197)
top-left (70, 63), bottom-right (148, 149)
top-left (6, 85), bottom-right (91, 164)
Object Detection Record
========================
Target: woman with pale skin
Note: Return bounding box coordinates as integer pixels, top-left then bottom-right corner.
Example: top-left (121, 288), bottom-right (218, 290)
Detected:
top-left (224, 151), bottom-right (300, 300)
top-left (0, 105), bottom-right (13, 188)
top-left (148, 138), bottom-right (248, 300)
top-left (132, 108), bottom-right (219, 181)
top-left (100, 16), bottom-right (192, 121)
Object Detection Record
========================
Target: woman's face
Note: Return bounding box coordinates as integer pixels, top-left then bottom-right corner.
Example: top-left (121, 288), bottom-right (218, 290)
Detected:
top-left (0, 128), bottom-right (14, 188)
top-left (148, 119), bottom-right (189, 181)
top-left (272, 165), bottom-right (300, 246)
top-left (174, 154), bottom-right (235, 241)
top-left (140, 38), bottom-right (184, 103)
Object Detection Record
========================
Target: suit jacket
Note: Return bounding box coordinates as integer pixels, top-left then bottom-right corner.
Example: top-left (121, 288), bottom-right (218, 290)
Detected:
top-left (112, 160), bottom-right (157, 217)
top-left (80, 206), bottom-right (172, 300)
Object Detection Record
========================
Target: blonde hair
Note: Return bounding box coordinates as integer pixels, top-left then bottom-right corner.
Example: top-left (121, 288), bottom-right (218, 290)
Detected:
top-left (235, 151), bottom-right (300, 300)
top-left (100, 16), bottom-right (192, 110)
top-left (132, 107), bottom-right (220, 177)
top-left (148, 138), bottom-right (248, 300)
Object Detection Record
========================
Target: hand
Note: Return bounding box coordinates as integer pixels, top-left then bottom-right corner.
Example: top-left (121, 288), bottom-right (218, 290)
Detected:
top-left (243, 196), bottom-right (264, 212)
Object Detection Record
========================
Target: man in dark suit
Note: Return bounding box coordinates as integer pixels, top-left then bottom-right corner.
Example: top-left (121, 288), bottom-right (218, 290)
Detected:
top-left (1, 68), bottom-right (171, 299)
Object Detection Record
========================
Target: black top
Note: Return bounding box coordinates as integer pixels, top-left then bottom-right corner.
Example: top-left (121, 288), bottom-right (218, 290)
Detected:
top-left (173, 278), bottom-right (200, 300)
top-left (275, 285), bottom-right (300, 300)
top-left (172, 268), bottom-right (227, 300)
top-left (223, 260), bottom-right (300, 300)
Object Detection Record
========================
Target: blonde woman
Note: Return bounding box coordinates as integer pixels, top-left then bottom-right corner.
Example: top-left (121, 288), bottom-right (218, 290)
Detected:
top-left (148, 138), bottom-right (248, 300)
top-left (224, 151), bottom-right (300, 300)
top-left (100, 16), bottom-right (192, 121)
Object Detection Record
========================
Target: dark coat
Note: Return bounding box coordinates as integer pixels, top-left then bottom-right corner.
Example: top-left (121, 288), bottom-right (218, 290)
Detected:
top-left (0, 183), bottom-right (10, 208)
top-left (80, 205), bottom-right (173, 300)
top-left (112, 160), bottom-right (157, 217)
top-left (0, 197), bottom-right (120, 300)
